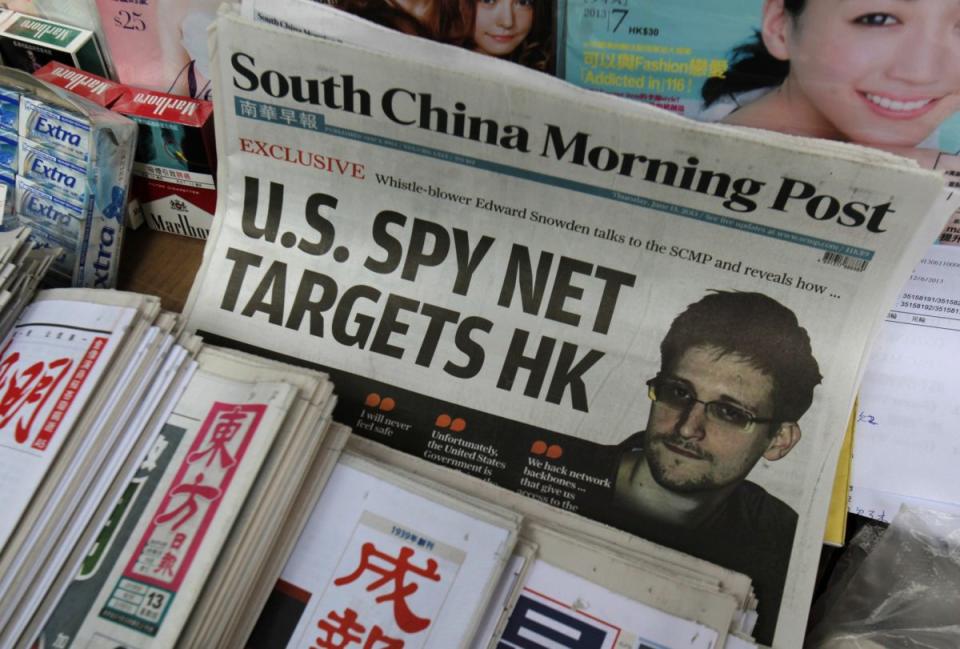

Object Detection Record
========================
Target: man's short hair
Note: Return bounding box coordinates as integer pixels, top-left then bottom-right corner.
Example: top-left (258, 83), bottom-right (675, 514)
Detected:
top-left (660, 290), bottom-right (822, 425)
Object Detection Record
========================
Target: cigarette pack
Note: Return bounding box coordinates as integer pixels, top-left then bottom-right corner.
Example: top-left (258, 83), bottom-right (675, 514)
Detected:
top-left (112, 87), bottom-right (216, 239)
top-left (33, 61), bottom-right (126, 108)
top-left (0, 12), bottom-right (108, 77)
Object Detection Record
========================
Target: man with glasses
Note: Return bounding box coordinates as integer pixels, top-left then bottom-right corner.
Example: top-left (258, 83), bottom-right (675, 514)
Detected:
top-left (608, 290), bottom-right (821, 645)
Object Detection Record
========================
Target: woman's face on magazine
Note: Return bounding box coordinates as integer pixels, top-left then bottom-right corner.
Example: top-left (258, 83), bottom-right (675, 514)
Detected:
top-left (776, 0), bottom-right (960, 147)
top-left (473, 0), bottom-right (534, 57)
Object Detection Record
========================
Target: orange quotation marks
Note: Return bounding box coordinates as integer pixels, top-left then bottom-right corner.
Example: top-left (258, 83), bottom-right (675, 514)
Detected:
top-left (434, 413), bottom-right (466, 432)
top-left (364, 393), bottom-right (396, 412)
top-left (530, 440), bottom-right (563, 459)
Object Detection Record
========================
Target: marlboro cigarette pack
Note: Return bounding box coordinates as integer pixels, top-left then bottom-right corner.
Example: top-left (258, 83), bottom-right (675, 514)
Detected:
top-left (111, 87), bottom-right (216, 239)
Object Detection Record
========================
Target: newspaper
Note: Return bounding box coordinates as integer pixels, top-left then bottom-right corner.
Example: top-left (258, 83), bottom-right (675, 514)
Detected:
top-left (1, 314), bottom-right (193, 648)
top-left (248, 452), bottom-right (521, 649)
top-left (0, 297), bottom-right (137, 550)
top-left (184, 6), bottom-right (954, 646)
top-left (349, 434), bottom-right (757, 648)
top-left (501, 560), bottom-right (720, 649)
top-left (50, 366), bottom-right (299, 648)
top-left (19, 333), bottom-right (198, 649)
top-left (25, 335), bottom-right (341, 649)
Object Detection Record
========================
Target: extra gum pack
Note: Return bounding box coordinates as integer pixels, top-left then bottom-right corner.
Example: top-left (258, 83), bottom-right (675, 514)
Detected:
top-left (0, 66), bottom-right (136, 288)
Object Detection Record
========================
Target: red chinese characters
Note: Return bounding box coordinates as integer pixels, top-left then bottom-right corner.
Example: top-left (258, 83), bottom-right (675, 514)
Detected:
top-left (0, 336), bottom-right (106, 450)
top-left (313, 608), bottom-right (405, 649)
top-left (124, 402), bottom-right (266, 591)
top-left (308, 538), bottom-right (445, 649)
top-left (334, 543), bottom-right (441, 634)
top-left (154, 474), bottom-right (223, 531)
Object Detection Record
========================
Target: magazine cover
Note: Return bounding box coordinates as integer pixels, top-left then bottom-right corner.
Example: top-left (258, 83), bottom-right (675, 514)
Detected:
top-left (94, 0), bottom-right (218, 99)
top-left (559, 0), bottom-right (960, 164)
top-left (247, 0), bottom-right (557, 74)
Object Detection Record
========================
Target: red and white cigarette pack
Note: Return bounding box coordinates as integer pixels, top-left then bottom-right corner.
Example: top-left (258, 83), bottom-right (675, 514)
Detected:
top-left (33, 61), bottom-right (126, 108)
top-left (111, 87), bottom-right (216, 239)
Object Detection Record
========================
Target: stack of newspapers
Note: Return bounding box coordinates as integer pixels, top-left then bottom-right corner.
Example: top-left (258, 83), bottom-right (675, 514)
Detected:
top-left (246, 435), bottom-right (761, 649)
top-left (0, 288), bottom-right (195, 647)
top-left (0, 288), bottom-right (345, 649)
top-left (0, 226), bottom-right (60, 339)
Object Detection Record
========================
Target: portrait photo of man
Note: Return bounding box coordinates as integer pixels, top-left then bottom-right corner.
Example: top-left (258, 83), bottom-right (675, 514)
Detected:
top-left (605, 289), bottom-right (822, 645)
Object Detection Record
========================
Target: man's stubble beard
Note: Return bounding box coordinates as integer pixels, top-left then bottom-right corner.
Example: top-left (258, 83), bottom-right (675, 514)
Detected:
top-left (646, 434), bottom-right (718, 494)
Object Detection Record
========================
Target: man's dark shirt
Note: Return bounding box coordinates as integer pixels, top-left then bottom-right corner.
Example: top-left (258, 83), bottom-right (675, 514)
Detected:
top-left (587, 432), bottom-right (797, 646)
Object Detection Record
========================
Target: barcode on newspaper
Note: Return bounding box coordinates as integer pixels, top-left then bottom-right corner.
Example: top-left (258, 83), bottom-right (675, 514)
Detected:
top-left (820, 252), bottom-right (868, 272)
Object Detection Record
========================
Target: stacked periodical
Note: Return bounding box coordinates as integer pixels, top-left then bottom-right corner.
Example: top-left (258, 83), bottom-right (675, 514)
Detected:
top-left (0, 288), bottom-right (344, 649)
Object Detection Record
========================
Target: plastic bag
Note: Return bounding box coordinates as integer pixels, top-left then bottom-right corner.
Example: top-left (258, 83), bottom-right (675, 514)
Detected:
top-left (805, 505), bottom-right (960, 649)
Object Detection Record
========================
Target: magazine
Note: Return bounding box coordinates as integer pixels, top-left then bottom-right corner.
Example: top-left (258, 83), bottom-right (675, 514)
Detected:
top-left (557, 0), bottom-right (960, 166)
top-left (184, 6), bottom-right (953, 645)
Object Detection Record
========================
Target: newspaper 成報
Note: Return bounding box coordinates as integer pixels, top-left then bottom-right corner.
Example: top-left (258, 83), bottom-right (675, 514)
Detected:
top-left (184, 6), bottom-right (954, 646)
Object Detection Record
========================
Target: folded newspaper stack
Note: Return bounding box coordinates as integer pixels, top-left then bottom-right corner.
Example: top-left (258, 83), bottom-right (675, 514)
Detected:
top-left (353, 435), bottom-right (766, 649)
top-left (0, 289), bottom-right (346, 649)
top-left (0, 225), bottom-right (60, 339)
top-left (0, 288), bottom-right (196, 647)
top-left (246, 442), bottom-right (523, 649)
top-left (245, 434), bottom-right (761, 648)
top-left (185, 4), bottom-right (958, 647)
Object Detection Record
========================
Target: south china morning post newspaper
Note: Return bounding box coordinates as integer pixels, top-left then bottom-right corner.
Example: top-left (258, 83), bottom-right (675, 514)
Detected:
top-left (184, 7), bottom-right (952, 646)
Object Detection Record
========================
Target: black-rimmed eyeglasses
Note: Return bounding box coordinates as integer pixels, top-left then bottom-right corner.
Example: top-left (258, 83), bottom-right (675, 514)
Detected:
top-left (646, 377), bottom-right (774, 434)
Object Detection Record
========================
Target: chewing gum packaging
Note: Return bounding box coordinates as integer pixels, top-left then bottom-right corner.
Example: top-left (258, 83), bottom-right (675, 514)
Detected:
top-left (26, 224), bottom-right (75, 286)
top-left (19, 139), bottom-right (87, 203)
top-left (20, 97), bottom-right (91, 164)
top-left (112, 87), bottom-right (216, 239)
top-left (0, 13), bottom-right (108, 77)
top-left (33, 61), bottom-right (125, 108)
top-left (16, 175), bottom-right (84, 241)
top-left (0, 86), bottom-right (19, 132)
top-left (0, 131), bottom-right (16, 170)
top-left (0, 66), bottom-right (136, 288)
top-left (0, 167), bottom-right (15, 222)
